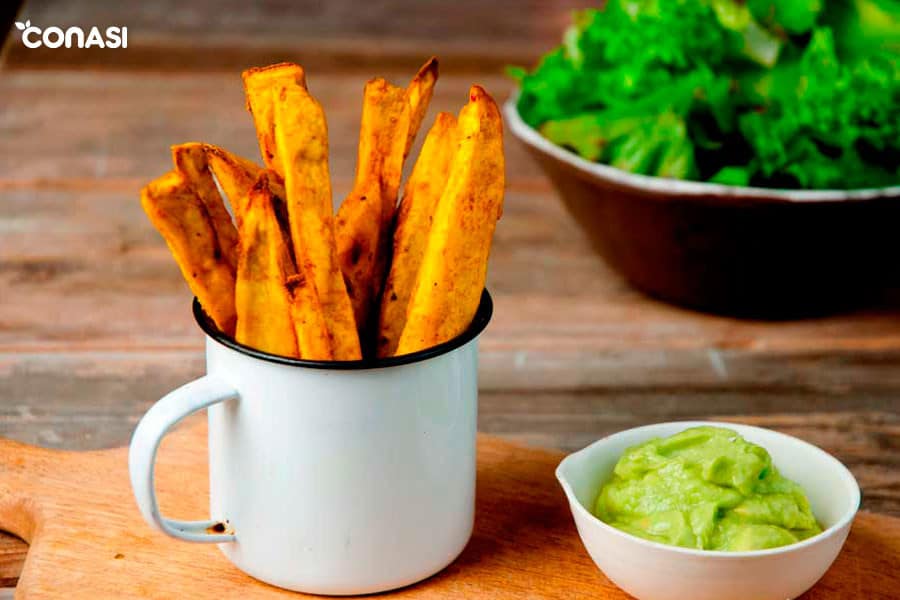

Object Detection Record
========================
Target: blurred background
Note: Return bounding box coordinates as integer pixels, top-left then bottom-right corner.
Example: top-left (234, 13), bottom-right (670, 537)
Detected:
top-left (0, 0), bottom-right (898, 591)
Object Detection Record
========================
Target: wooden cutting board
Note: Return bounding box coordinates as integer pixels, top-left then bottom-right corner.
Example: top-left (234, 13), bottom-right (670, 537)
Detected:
top-left (0, 418), bottom-right (897, 599)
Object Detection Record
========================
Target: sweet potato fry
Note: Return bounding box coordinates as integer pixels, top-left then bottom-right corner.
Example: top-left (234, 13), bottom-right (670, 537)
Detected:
top-left (395, 86), bottom-right (505, 356)
top-left (286, 270), bottom-right (334, 362)
top-left (171, 143), bottom-right (240, 271)
top-left (335, 78), bottom-right (409, 337)
top-left (235, 172), bottom-right (300, 358)
top-left (141, 171), bottom-right (237, 334)
top-left (404, 57), bottom-right (439, 158)
top-left (203, 144), bottom-right (262, 228)
top-left (242, 63), bottom-right (306, 176)
top-left (273, 80), bottom-right (361, 360)
top-left (377, 112), bottom-right (458, 357)
top-left (336, 59), bottom-right (439, 341)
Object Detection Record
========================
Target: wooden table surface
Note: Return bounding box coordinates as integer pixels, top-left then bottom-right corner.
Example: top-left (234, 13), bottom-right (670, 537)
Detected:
top-left (1, 0), bottom-right (899, 594)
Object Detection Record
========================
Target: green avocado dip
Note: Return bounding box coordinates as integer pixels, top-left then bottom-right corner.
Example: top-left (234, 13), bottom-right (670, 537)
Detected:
top-left (594, 426), bottom-right (822, 551)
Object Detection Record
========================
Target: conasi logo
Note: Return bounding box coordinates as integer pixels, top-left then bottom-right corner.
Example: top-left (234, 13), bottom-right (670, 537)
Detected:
top-left (15, 20), bottom-right (128, 49)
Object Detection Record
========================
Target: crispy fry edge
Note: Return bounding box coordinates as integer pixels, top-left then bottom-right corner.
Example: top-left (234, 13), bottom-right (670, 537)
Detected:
top-left (404, 57), bottom-right (439, 158)
top-left (242, 63), bottom-right (306, 176)
top-left (203, 144), bottom-right (263, 230)
top-left (140, 171), bottom-right (237, 335)
top-left (171, 143), bottom-right (240, 272)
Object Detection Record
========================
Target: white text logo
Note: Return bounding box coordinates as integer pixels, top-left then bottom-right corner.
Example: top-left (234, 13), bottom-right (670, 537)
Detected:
top-left (15, 20), bottom-right (128, 49)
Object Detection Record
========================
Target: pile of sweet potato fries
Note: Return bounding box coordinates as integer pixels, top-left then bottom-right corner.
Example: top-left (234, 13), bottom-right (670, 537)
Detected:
top-left (141, 58), bottom-right (505, 360)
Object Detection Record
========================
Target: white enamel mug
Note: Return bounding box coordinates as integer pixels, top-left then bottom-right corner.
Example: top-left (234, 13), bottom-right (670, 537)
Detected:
top-left (129, 292), bottom-right (492, 595)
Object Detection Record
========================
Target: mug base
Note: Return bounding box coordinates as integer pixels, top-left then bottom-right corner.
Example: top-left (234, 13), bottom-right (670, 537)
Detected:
top-left (216, 525), bottom-right (473, 596)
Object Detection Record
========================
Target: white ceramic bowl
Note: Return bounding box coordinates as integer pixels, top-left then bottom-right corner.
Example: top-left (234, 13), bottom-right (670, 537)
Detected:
top-left (556, 421), bottom-right (860, 600)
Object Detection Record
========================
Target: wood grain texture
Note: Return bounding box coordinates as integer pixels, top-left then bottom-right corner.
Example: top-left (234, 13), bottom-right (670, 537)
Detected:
top-left (0, 534), bottom-right (24, 588)
top-left (0, 352), bottom-right (897, 511)
top-left (6, 0), bottom-right (589, 72)
top-left (0, 71), bottom-right (526, 185)
top-left (0, 419), bottom-right (897, 599)
top-left (3, 0), bottom-right (900, 594)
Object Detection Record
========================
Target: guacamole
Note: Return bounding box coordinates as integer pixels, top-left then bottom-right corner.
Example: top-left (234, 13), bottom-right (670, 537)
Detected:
top-left (594, 426), bottom-right (822, 551)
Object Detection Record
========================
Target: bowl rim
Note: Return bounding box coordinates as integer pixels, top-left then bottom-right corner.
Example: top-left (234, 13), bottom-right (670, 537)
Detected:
top-left (555, 420), bottom-right (861, 559)
top-left (504, 94), bottom-right (900, 204)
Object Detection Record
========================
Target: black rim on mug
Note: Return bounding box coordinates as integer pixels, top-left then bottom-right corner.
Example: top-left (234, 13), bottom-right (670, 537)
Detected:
top-left (193, 289), bottom-right (494, 370)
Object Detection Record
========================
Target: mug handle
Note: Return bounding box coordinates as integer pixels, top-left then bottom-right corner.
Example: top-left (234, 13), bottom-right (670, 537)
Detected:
top-left (128, 375), bottom-right (238, 543)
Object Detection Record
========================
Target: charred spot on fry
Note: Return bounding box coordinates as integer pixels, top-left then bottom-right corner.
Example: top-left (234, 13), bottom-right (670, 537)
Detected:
top-left (285, 272), bottom-right (307, 292)
top-left (349, 241), bottom-right (363, 266)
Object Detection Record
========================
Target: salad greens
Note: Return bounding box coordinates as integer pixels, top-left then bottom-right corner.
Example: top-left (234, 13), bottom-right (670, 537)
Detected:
top-left (510, 0), bottom-right (899, 190)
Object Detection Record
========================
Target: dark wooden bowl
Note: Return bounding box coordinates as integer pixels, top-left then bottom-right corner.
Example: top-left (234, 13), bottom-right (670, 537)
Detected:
top-left (505, 99), bottom-right (900, 318)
